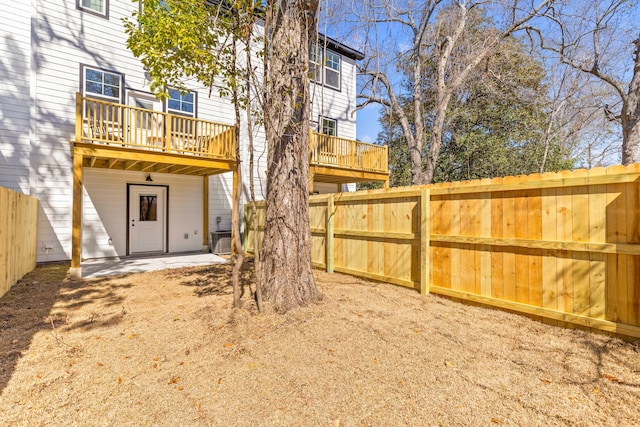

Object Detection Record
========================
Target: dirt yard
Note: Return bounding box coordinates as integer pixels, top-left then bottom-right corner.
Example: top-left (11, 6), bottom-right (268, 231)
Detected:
top-left (0, 260), bottom-right (639, 426)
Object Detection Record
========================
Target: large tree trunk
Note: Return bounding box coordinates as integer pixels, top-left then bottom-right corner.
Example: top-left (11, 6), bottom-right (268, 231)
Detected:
top-left (622, 37), bottom-right (640, 165)
top-left (259, 0), bottom-right (321, 312)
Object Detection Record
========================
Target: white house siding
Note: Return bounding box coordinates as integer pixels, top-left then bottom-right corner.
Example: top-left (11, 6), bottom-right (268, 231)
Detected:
top-left (31, 0), bottom-right (236, 262)
top-left (2, 0), bottom-right (360, 262)
top-left (310, 55), bottom-right (358, 140)
top-left (82, 169), bottom-right (204, 259)
top-left (0, 1), bottom-right (32, 193)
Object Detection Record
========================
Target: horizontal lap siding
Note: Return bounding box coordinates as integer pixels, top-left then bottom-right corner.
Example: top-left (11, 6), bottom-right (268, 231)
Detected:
top-left (310, 55), bottom-right (357, 140)
top-left (83, 169), bottom-right (204, 259)
top-left (30, 0), bottom-right (240, 261)
top-left (0, 0), bottom-right (32, 193)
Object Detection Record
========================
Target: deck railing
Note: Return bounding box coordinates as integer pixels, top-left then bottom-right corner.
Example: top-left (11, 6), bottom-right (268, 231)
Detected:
top-left (75, 93), bottom-right (236, 160)
top-left (310, 131), bottom-right (388, 174)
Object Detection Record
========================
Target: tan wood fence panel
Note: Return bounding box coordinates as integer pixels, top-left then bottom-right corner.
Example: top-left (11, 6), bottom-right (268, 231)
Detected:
top-left (0, 187), bottom-right (38, 298)
top-left (245, 164), bottom-right (640, 338)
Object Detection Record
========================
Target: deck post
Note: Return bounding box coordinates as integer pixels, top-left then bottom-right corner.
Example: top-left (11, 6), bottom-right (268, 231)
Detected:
top-left (75, 92), bottom-right (83, 142)
top-left (203, 175), bottom-right (209, 250)
top-left (326, 194), bottom-right (335, 273)
top-left (308, 167), bottom-right (315, 194)
top-left (71, 151), bottom-right (83, 279)
top-left (232, 167), bottom-right (239, 255)
top-left (420, 188), bottom-right (430, 295)
top-left (165, 115), bottom-right (172, 152)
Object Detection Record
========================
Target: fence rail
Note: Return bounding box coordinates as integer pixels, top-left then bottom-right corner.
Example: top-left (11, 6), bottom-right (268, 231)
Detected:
top-left (245, 164), bottom-right (640, 338)
top-left (75, 93), bottom-right (236, 160)
top-left (0, 188), bottom-right (38, 299)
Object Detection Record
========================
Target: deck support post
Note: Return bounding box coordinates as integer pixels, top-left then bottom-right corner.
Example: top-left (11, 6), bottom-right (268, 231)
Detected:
top-left (71, 151), bottom-right (83, 279)
top-left (232, 167), bottom-right (239, 255)
top-left (308, 166), bottom-right (315, 194)
top-left (203, 175), bottom-right (209, 250)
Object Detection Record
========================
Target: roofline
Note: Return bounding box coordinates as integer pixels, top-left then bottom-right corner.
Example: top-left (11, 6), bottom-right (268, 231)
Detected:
top-left (205, 1), bottom-right (365, 60)
top-left (317, 34), bottom-right (365, 61)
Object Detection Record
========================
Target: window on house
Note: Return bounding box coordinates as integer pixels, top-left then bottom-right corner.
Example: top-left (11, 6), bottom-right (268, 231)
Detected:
top-left (320, 117), bottom-right (337, 136)
top-left (82, 66), bottom-right (122, 138)
top-left (309, 44), bottom-right (341, 91)
top-left (167, 89), bottom-right (196, 135)
top-left (77, 0), bottom-right (108, 17)
top-left (167, 89), bottom-right (195, 116)
top-left (84, 66), bottom-right (122, 102)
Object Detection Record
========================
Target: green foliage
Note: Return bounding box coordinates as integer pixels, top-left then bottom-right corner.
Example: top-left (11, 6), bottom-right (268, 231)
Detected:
top-left (381, 33), bottom-right (575, 185)
top-left (123, 0), bottom-right (261, 102)
top-left (433, 37), bottom-right (574, 181)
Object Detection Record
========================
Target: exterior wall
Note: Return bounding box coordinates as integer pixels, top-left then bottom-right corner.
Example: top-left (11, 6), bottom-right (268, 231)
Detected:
top-left (0, 0), bottom-right (33, 193)
top-left (0, 0), bottom-right (360, 262)
top-left (310, 55), bottom-right (358, 140)
top-left (31, 0), bottom-right (235, 261)
top-left (81, 169), bottom-right (204, 260)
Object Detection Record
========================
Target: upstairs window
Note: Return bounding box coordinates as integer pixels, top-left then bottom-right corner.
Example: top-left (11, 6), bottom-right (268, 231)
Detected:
top-left (83, 66), bottom-right (122, 102)
top-left (77, 0), bottom-right (108, 18)
top-left (309, 44), bottom-right (341, 91)
top-left (320, 117), bottom-right (337, 136)
top-left (167, 89), bottom-right (195, 117)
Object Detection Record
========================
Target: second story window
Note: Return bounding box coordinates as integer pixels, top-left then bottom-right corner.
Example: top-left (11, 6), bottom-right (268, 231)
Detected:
top-left (83, 66), bottom-right (122, 102)
top-left (310, 44), bottom-right (342, 91)
top-left (77, 0), bottom-right (108, 18)
top-left (321, 117), bottom-right (337, 136)
top-left (167, 89), bottom-right (195, 117)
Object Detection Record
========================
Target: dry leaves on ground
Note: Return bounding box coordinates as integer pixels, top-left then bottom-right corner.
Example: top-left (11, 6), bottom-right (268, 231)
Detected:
top-left (0, 261), bottom-right (639, 426)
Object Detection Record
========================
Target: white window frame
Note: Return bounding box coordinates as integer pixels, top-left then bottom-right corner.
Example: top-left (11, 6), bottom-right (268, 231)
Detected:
top-left (77, 0), bottom-right (108, 18)
top-left (320, 117), bottom-right (338, 136)
top-left (166, 89), bottom-right (196, 117)
top-left (310, 44), bottom-right (342, 91)
top-left (82, 65), bottom-right (122, 102)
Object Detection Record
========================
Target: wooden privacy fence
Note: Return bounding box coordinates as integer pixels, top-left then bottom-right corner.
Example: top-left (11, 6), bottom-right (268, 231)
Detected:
top-left (0, 187), bottom-right (38, 299)
top-left (244, 164), bottom-right (640, 338)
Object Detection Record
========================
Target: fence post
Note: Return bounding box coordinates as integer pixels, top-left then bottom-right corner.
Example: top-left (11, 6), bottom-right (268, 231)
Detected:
top-left (420, 188), bottom-right (430, 295)
top-left (326, 194), bottom-right (335, 273)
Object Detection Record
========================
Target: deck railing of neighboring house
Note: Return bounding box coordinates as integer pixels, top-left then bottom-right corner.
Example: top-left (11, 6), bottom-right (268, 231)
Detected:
top-left (75, 93), bottom-right (236, 160)
top-left (310, 130), bottom-right (388, 173)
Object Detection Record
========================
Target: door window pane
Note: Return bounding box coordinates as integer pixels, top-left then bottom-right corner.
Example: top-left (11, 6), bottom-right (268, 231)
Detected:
top-left (139, 195), bottom-right (157, 221)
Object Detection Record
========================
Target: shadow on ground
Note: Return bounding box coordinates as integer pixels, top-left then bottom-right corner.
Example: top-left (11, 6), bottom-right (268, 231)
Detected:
top-left (174, 257), bottom-right (256, 297)
top-left (0, 263), bottom-right (133, 395)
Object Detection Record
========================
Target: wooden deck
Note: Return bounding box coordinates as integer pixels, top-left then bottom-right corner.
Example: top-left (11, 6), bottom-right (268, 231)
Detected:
top-left (73, 95), bottom-right (389, 184)
top-left (309, 131), bottom-right (389, 186)
top-left (74, 93), bottom-right (237, 176)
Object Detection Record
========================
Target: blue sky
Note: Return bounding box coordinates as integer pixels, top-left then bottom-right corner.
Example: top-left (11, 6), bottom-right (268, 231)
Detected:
top-left (355, 104), bottom-right (383, 143)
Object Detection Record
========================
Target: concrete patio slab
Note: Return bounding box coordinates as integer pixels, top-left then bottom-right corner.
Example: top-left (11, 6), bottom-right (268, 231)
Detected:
top-left (81, 252), bottom-right (228, 278)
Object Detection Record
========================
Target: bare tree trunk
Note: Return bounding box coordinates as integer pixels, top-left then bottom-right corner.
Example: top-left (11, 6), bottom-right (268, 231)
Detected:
top-left (230, 35), bottom-right (244, 309)
top-left (245, 24), bottom-right (263, 312)
top-left (259, 0), bottom-right (321, 312)
top-left (622, 37), bottom-right (640, 165)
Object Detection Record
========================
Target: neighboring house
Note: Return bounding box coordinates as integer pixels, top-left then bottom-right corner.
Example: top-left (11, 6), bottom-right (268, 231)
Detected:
top-left (0, 0), bottom-right (388, 276)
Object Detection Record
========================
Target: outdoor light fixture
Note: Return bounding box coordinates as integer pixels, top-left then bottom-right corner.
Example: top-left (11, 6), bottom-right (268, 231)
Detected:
top-left (146, 174), bottom-right (153, 182)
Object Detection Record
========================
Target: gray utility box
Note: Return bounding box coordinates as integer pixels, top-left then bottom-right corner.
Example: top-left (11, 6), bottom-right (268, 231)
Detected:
top-left (209, 231), bottom-right (232, 255)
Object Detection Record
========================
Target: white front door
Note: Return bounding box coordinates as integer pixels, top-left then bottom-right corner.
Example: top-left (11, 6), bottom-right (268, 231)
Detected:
top-left (129, 185), bottom-right (166, 254)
